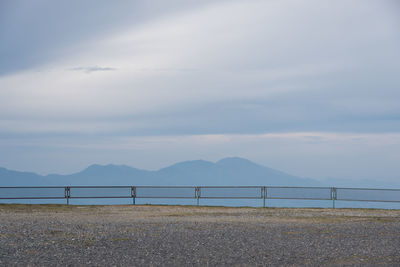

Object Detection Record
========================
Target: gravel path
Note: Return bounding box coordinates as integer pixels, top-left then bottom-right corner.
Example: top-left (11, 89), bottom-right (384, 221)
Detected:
top-left (1, 204), bottom-right (399, 266)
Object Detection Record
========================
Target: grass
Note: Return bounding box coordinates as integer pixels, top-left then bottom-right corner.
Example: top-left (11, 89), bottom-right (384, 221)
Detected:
top-left (1, 203), bottom-right (399, 224)
top-left (0, 203), bottom-right (103, 213)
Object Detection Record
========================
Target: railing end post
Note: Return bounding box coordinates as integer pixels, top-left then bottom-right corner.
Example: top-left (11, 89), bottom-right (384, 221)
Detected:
top-left (331, 187), bottom-right (336, 209)
top-left (65, 187), bottom-right (70, 205)
top-left (263, 186), bottom-right (267, 208)
top-left (195, 187), bottom-right (200, 206)
top-left (131, 186), bottom-right (136, 205)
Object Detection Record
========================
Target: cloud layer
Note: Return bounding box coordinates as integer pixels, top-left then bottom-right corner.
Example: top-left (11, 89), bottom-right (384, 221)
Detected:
top-left (0, 0), bottom-right (399, 179)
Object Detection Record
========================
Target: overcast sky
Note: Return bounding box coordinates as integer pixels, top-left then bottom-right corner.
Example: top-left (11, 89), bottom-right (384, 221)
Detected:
top-left (1, 0), bottom-right (399, 182)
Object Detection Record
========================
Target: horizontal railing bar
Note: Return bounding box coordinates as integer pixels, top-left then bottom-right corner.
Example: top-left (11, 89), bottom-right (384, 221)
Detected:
top-left (194, 186), bottom-right (263, 188)
top-left (133, 197), bottom-right (196, 199)
top-left (68, 186), bottom-right (133, 188)
top-left (1, 186), bottom-right (400, 190)
top-left (194, 197), bottom-right (262, 199)
top-left (69, 196), bottom-right (133, 199)
top-left (267, 197), bottom-right (332, 200)
top-left (0, 186), bottom-right (66, 189)
top-left (336, 187), bottom-right (400, 191)
top-left (265, 186), bottom-right (332, 189)
top-left (134, 186), bottom-right (196, 188)
top-left (336, 199), bottom-right (400, 203)
top-left (0, 197), bottom-right (66, 199)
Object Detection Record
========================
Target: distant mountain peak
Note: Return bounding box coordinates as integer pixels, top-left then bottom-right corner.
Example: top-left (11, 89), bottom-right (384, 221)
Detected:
top-left (85, 163), bottom-right (132, 169)
top-left (158, 159), bottom-right (214, 172)
top-left (217, 157), bottom-right (261, 167)
top-left (80, 163), bottom-right (141, 175)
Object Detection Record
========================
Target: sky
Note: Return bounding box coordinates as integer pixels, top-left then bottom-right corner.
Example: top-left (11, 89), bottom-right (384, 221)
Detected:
top-left (0, 0), bottom-right (400, 182)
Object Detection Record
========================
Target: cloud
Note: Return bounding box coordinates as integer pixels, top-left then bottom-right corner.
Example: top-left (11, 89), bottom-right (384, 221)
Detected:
top-left (0, 0), bottom-right (399, 181)
top-left (70, 66), bottom-right (117, 73)
top-left (0, 0), bottom-right (216, 76)
top-left (0, 0), bottom-right (399, 136)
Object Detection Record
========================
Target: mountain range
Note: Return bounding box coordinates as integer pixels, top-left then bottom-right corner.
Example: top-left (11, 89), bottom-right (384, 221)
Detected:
top-left (1, 157), bottom-right (399, 188)
top-left (0, 157), bottom-right (319, 186)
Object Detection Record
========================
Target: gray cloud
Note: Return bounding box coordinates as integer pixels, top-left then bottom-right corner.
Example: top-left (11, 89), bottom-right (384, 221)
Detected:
top-left (70, 66), bottom-right (117, 73)
top-left (0, 0), bottom-right (216, 76)
top-left (0, 0), bottom-right (400, 180)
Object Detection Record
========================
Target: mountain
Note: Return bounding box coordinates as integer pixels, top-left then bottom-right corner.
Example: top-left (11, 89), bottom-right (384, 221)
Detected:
top-left (0, 157), bottom-right (319, 186)
top-left (48, 164), bottom-right (153, 186)
top-left (0, 167), bottom-right (48, 186)
top-left (157, 157), bottom-right (317, 186)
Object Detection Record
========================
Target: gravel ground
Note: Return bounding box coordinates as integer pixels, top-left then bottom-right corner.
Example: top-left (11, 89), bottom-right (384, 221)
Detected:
top-left (0, 204), bottom-right (399, 266)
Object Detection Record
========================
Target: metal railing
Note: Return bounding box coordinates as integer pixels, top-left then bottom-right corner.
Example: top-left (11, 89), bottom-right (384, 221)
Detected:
top-left (1, 186), bottom-right (400, 208)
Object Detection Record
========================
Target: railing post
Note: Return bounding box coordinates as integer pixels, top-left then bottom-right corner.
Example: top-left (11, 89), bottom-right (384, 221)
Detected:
top-left (263, 186), bottom-right (267, 208)
top-left (331, 187), bottom-right (336, 209)
top-left (65, 187), bottom-right (70, 205)
top-left (195, 187), bottom-right (200, 206)
top-left (131, 186), bottom-right (136, 205)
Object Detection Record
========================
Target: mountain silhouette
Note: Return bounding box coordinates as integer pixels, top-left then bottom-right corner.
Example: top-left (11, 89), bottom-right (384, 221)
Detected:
top-left (0, 157), bottom-right (318, 186)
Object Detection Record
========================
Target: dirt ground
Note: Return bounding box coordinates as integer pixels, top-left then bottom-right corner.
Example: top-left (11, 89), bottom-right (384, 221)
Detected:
top-left (1, 204), bottom-right (399, 266)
